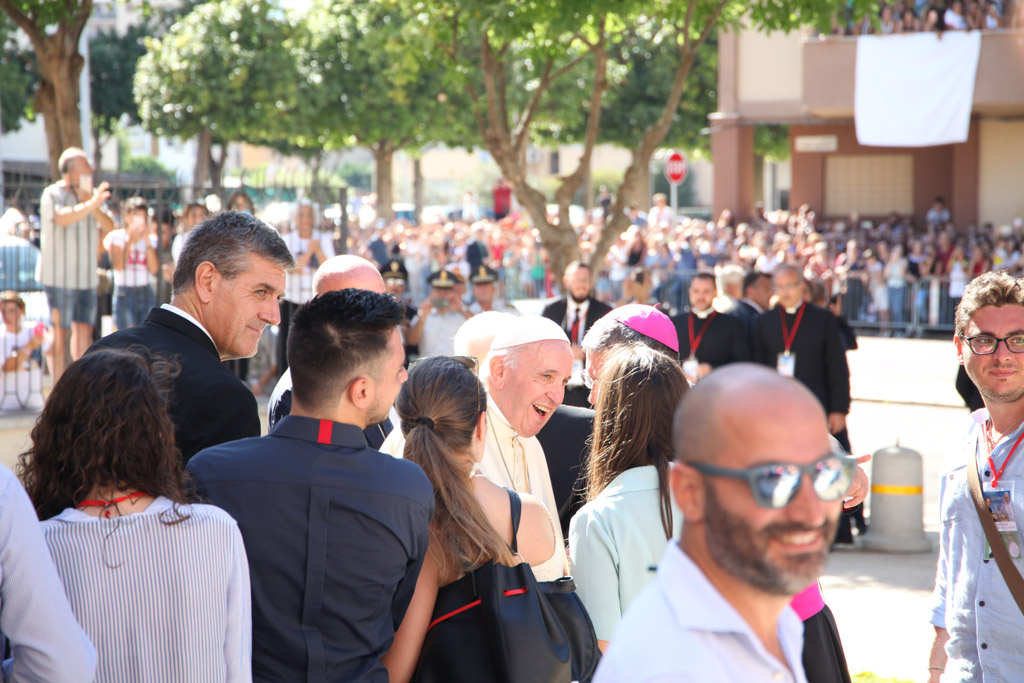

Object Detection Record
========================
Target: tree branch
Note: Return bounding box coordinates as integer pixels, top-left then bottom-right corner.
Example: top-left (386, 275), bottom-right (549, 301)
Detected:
top-left (0, 0), bottom-right (43, 50)
top-left (682, 0), bottom-right (698, 41)
top-left (695, 0), bottom-right (732, 47)
top-left (555, 17), bottom-right (609, 203)
top-left (511, 59), bottom-right (552, 153)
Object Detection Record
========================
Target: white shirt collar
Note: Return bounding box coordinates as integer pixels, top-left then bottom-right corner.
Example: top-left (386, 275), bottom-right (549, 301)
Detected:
top-left (783, 302), bottom-right (804, 315)
top-left (569, 298), bottom-right (589, 320)
top-left (658, 540), bottom-right (805, 671)
top-left (160, 303), bottom-right (217, 349)
top-left (692, 307), bottom-right (714, 319)
top-left (741, 298), bottom-right (764, 314)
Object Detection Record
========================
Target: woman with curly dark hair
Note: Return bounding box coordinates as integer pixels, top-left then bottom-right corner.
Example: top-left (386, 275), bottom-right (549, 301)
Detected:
top-left (18, 348), bottom-right (252, 682)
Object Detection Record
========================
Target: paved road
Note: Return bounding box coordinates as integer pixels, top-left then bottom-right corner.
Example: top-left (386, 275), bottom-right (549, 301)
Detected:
top-left (823, 336), bottom-right (966, 682)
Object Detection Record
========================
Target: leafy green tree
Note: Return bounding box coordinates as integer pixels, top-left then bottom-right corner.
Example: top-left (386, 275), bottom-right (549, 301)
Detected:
top-left (408, 0), bottom-right (874, 276)
top-left (298, 0), bottom-right (475, 220)
top-left (88, 24), bottom-right (148, 179)
top-left (134, 0), bottom-right (300, 196)
top-left (0, 14), bottom-right (37, 134)
top-left (0, 0), bottom-right (96, 177)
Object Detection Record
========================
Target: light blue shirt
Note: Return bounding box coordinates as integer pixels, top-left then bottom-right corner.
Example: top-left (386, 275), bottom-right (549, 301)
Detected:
top-left (595, 540), bottom-right (806, 683)
top-left (0, 464), bottom-right (96, 683)
top-left (930, 410), bottom-right (1024, 681)
top-left (568, 466), bottom-right (681, 640)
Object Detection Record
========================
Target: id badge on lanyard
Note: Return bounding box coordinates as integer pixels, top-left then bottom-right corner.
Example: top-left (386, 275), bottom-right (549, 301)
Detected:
top-left (777, 351), bottom-right (796, 378)
top-left (979, 439), bottom-right (1024, 559)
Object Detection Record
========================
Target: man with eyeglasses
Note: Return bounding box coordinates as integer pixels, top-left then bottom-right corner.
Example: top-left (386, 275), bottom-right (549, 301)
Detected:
top-left (595, 364), bottom-right (855, 683)
top-left (929, 271), bottom-right (1024, 682)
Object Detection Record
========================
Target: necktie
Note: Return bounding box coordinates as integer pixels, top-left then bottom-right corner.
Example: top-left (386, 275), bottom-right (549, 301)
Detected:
top-left (569, 307), bottom-right (581, 344)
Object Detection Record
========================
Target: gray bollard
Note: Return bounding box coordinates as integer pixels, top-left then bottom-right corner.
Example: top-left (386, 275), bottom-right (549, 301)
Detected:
top-left (862, 443), bottom-right (932, 553)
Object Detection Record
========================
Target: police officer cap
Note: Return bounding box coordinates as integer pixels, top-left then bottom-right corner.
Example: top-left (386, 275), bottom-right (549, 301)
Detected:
top-left (429, 269), bottom-right (465, 289)
top-left (381, 259), bottom-right (408, 281)
top-left (470, 265), bottom-right (499, 284)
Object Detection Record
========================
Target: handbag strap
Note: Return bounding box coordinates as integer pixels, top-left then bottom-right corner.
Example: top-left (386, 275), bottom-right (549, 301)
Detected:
top-left (966, 442), bottom-right (1024, 616)
top-left (505, 488), bottom-right (522, 555)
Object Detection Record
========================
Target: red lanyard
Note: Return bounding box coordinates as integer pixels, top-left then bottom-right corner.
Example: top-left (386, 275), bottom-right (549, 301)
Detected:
top-left (985, 423), bottom-right (1024, 489)
top-left (688, 311), bottom-right (717, 357)
top-left (78, 492), bottom-right (148, 518)
top-left (779, 303), bottom-right (806, 353)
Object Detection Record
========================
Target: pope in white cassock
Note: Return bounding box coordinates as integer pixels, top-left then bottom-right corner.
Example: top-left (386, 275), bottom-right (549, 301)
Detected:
top-left (381, 315), bottom-right (572, 581)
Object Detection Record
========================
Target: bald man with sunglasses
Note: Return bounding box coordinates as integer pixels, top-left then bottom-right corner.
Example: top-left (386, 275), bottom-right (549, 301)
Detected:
top-left (596, 364), bottom-right (863, 683)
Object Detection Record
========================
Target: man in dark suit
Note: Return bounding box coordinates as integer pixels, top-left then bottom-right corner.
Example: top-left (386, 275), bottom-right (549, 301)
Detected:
top-left (188, 290), bottom-right (432, 682)
top-left (752, 265), bottom-right (851, 453)
top-left (267, 255), bottom-right (395, 449)
top-left (731, 270), bottom-right (773, 342)
top-left (536, 403), bottom-right (594, 538)
top-left (88, 211), bottom-right (295, 463)
top-left (671, 272), bottom-right (750, 383)
top-left (541, 261), bottom-right (613, 357)
top-left (542, 261), bottom-right (612, 406)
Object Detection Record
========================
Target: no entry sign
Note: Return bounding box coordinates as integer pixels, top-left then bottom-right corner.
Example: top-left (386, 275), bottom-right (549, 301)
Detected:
top-left (664, 151), bottom-right (687, 185)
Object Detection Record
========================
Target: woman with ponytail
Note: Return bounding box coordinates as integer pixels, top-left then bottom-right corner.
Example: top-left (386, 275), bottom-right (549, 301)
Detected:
top-left (382, 356), bottom-right (559, 683)
top-left (568, 343), bottom-right (688, 652)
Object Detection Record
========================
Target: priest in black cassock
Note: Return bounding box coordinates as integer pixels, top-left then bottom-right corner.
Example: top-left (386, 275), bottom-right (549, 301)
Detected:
top-left (752, 265), bottom-right (851, 453)
top-left (671, 272), bottom-right (750, 383)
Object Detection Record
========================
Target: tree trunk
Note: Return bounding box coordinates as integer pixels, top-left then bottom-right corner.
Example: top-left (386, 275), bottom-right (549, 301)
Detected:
top-left (34, 49), bottom-right (86, 179)
top-left (193, 127), bottom-right (212, 199)
top-left (373, 140), bottom-right (395, 222)
top-left (209, 142), bottom-right (226, 199)
top-left (91, 123), bottom-right (102, 183)
top-left (413, 155), bottom-right (424, 224)
top-left (469, 26), bottom-right (610, 284)
top-left (591, 44), bottom-right (697, 269)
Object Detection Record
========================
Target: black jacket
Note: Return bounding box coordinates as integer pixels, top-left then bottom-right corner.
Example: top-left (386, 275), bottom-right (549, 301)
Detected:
top-left (541, 296), bottom-right (613, 345)
top-left (671, 311), bottom-right (750, 368)
top-left (752, 303), bottom-right (851, 415)
top-left (88, 307), bottom-right (261, 463)
top-left (536, 404), bottom-right (594, 538)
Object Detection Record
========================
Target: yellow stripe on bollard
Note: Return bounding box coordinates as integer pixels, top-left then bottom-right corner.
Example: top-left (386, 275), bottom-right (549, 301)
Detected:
top-left (871, 484), bottom-right (923, 495)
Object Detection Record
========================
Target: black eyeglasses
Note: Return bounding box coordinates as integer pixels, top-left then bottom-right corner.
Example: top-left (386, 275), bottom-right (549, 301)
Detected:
top-left (690, 454), bottom-right (855, 509)
top-left (959, 334), bottom-right (1024, 355)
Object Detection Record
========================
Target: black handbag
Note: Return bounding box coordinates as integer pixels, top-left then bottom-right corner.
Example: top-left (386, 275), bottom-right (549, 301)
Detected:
top-left (413, 489), bottom-right (572, 683)
top-left (539, 576), bottom-right (601, 683)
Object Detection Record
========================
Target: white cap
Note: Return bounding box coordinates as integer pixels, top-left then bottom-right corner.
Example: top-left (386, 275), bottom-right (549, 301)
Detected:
top-left (490, 315), bottom-right (569, 351)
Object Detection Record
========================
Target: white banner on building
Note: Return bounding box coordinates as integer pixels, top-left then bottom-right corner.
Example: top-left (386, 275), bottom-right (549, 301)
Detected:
top-left (855, 32), bottom-right (981, 147)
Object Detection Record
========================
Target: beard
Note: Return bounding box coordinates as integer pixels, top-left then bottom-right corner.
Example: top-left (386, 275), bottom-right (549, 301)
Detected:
top-left (967, 362), bottom-right (1024, 405)
top-left (569, 291), bottom-right (590, 304)
top-left (702, 481), bottom-right (837, 596)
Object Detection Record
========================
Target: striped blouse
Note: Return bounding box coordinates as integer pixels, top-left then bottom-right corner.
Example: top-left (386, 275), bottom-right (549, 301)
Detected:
top-left (40, 497), bottom-right (252, 683)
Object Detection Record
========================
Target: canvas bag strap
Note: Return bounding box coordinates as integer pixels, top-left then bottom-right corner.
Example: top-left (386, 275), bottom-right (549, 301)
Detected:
top-left (966, 444), bottom-right (1024, 616)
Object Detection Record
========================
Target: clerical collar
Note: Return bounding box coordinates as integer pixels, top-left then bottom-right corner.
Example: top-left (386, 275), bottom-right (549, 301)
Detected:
top-left (487, 394), bottom-right (519, 442)
top-left (784, 303), bottom-right (804, 315)
top-left (691, 308), bottom-right (714, 319)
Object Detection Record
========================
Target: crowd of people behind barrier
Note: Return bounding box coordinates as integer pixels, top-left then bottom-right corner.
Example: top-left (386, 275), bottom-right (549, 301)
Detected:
top-left (1, 172), bottom-right (1019, 407)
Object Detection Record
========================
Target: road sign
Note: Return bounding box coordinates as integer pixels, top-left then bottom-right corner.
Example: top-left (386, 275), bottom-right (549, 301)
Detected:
top-left (664, 151), bottom-right (687, 185)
